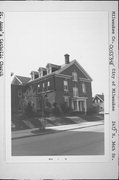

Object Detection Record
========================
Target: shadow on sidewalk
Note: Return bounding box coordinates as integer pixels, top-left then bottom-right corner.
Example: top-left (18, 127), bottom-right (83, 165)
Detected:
top-left (31, 128), bottom-right (60, 135)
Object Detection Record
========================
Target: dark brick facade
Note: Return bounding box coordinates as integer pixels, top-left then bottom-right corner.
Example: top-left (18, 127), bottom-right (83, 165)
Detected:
top-left (11, 56), bottom-right (93, 115)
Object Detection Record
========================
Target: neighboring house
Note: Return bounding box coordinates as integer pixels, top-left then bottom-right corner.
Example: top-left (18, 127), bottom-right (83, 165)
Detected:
top-left (92, 94), bottom-right (104, 112)
top-left (11, 54), bottom-right (93, 116)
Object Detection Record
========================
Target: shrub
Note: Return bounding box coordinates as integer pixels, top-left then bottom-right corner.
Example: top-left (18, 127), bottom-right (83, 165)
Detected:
top-left (52, 103), bottom-right (61, 116)
top-left (87, 105), bottom-right (99, 115)
top-left (60, 102), bottom-right (71, 114)
top-left (24, 102), bottom-right (34, 118)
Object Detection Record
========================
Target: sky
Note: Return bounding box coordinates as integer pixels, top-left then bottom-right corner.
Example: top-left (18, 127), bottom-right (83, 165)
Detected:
top-left (5, 11), bottom-right (108, 96)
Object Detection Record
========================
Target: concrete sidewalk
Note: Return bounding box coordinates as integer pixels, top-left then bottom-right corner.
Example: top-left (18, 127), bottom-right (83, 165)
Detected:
top-left (12, 120), bottom-right (104, 140)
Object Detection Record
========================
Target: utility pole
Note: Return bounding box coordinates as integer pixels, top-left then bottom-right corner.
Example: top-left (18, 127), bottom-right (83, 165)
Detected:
top-left (41, 81), bottom-right (47, 130)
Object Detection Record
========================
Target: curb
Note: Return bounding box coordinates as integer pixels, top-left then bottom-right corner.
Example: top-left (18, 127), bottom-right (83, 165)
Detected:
top-left (12, 122), bottom-right (104, 140)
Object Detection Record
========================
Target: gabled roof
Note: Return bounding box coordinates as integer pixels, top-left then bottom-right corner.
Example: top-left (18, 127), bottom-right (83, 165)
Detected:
top-left (55, 60), bottom-right (92, 81)
top-left (11, 75), bottom-right (31, 85)
top-left (93, 94), bottom-right (104, 102)
top-left (12, 57), bottom-right (92, 84)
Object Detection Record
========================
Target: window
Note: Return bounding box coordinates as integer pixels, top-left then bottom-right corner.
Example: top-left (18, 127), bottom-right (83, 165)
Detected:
top-left (72, 72), bottom-right (78, 81)
top-left (73, 87), bottom-right (79, 97)
top-left (64, 96), bottom-right (69, 106)
top-left (82, 83), bottom-right (86, 94)
top-left (37, 84), bottom-right (40, 93)
top-left (72, 100), bottom-right (77, 111)
top-left (18, 89), bottom-right (22, 97)
top-left (43, 83), bottom-right (45, 89)
top-left (98, 99), bottom-right (100, 103)
top-left (64, 80), bottom-right (68, 91)
top-left (47, 81), bottom-right (50, 87)
top-left (34, 74), bottom-right (39, 79)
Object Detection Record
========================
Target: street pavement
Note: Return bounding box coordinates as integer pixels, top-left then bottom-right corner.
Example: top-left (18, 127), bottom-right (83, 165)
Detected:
top-left (12, 120), bottom-right (103, 139)
top-left (12, 123), bottom-right (104, 156)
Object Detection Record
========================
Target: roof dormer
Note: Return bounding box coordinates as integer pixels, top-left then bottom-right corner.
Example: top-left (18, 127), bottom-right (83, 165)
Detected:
top-left (46, 63), bottom-right (61, 74)
top-left (30, 71), bottom-right (39, 80)
top-left (38, 67), bottom-right (47, 77)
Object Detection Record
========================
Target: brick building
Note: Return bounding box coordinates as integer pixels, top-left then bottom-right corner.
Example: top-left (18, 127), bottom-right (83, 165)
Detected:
top-left (11, 54), bottom-right (93, 116)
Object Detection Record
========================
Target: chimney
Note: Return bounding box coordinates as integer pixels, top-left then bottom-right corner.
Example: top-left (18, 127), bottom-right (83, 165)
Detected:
top-left (64, 54), bottom-right (70, 64)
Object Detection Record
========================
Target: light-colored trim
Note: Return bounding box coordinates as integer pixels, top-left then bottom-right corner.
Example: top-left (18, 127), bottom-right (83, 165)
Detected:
top-left (57, 60), bottom-right (92, 81)
top-left (28, 73), bottom-right (54, 84)
top-left (16, 76), bottom-right (23, 85)
top-left (72, 97), bottom-right (87, 112)
top-left (72, 97), bottom-right (88, 100)
top-left (27, 59), bottom-right (92, 84)
top-left (55, 60), bottom-right (75, 74)
top-left (55, 74), bottom-right (71, 79)
top-left (74, 61), bottom-right (92, 81)
top-left (37, 89), bottom-right (53, 95)
top-left (79, 78), bottom-right (91, 82)
top-left (93, 94), bottom-right (104, 102)
top-left (11, 76), bottom-right (23, 85)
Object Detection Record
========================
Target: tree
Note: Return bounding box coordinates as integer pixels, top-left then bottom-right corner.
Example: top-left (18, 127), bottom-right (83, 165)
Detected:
top-left (25, 101), bottom-right (34, 117)
top-left (23, 86), bottom-right (36, 112)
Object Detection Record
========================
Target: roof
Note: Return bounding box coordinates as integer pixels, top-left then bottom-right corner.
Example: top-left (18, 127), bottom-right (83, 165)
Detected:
top-left (46, 63), bottom-right (61, 68)
top-left (55, 60), bottom-right (92, 81)
top-left (93, 94), bottom-right (104, 102)
top-left (12, 58), bottom-right (93, 85)
top-left (12, 75), bottom-right (31, 85)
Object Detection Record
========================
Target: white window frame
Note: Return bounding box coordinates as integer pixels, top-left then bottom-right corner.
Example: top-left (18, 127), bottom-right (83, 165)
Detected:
top-left (98, 99), bottom-right (100, 103)
top-left (72, 72), bottom-right (78, 81)
top-left (82, 83), bottom-right (86, 94)
top-left (64, 96), bottom-right (69, 106)
top-left (64, 80), bottom-right (68, 91)
top-left (47, 81), bottom-right (50, 87)
top-left (43, 83), bottom-right (45, 88)
top-left (37, 84), bottom-right (40, 93)
top-left (73, 87), bottom-right (79, 97)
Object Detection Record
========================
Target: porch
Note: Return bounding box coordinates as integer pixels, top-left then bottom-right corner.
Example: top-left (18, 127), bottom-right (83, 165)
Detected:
top-left (72, 97), bottom-right (87, 113)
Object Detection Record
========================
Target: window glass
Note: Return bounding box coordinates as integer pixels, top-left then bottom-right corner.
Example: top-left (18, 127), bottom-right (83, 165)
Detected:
top-left (37, 84), bottom-right (40, 93)
top-left (47, 81), bottom-right (50, 87)
top-left (72, 72), bottom-right (78, 81)
top-left (82, 83), bottom-right (86, 93)
top-left (43, 83), bottom-right (45, 88)
top-left (64, 80), bottom-right (68, 91)
top-left (98, 99), bottom-right (100, 103)
top-left (73, 87), bottom-right (79, 97)
top-left (64, 96), bottom-right (69, 106)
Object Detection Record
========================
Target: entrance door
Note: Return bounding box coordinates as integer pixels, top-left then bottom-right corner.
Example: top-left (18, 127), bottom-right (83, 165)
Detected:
top-left (73, 101), bottom-right (77, 111)
top-left (79, 101), bottom-right (85, 112)
top-left (72, 100), bottom-right (78, 111)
